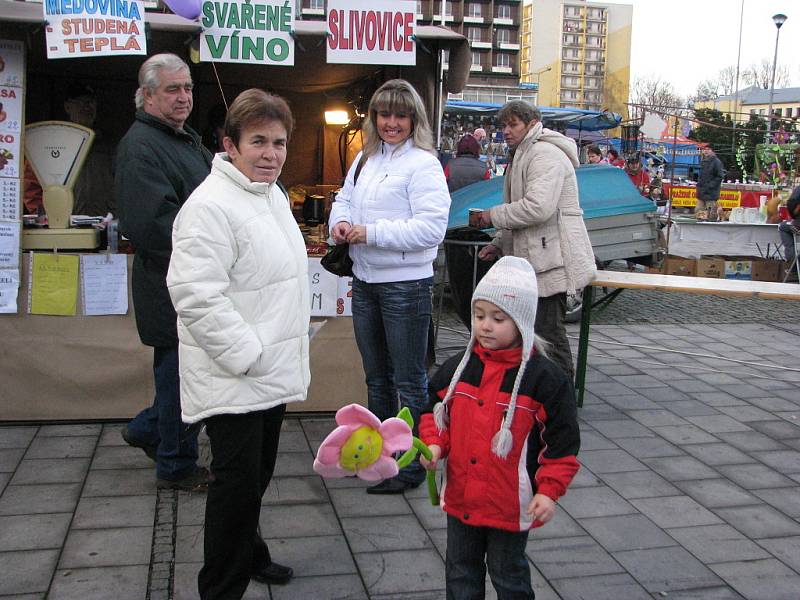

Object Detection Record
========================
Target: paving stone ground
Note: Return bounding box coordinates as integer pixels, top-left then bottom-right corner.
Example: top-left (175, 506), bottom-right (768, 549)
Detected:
top-left (1, 296), bottom-right (799, 599)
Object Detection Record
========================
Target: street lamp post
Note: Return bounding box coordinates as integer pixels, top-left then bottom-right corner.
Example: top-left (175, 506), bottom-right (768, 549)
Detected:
top-left (765, 13), bottom-right (788, 143)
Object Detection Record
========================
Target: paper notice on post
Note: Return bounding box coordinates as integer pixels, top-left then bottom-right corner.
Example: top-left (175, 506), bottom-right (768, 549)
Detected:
top-left (81, 253), bottom-right (128, 315)
top-left (0, 221), bottom-right (19, 267)
top-left (29, 252), bottom-right (79, 316)
top-left (308, 257), bottom-right (340, 316)
top-left (0, 268), bottom-right (19, 313)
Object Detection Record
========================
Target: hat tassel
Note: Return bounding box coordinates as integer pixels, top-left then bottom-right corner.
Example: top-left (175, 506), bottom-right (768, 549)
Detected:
top-left (491, 427), bottom-right (513, 458)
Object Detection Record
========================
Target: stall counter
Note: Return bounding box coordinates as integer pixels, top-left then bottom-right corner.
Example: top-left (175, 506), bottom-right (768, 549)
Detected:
top-left (0, 253), bottom-right (366, 422)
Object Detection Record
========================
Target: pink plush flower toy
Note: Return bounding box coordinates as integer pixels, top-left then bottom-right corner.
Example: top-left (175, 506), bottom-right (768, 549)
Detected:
top-left (313, 404), bottom-right (439, 505)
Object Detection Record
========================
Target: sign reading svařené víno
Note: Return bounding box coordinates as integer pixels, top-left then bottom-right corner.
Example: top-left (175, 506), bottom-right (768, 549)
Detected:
top-left (200, 0), bottom-right (294, 66)
top-left (327, 0), bottom-right (415, 66)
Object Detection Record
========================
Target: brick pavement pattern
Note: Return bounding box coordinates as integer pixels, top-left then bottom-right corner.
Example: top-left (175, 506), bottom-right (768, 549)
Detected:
top-left (1, 301), bottom-right (799, 599)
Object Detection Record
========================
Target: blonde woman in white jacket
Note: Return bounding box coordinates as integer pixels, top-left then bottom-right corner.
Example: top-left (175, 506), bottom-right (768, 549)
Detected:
top-left (329, 79), bottom-right (451, 495)
top-left (167, 90), bottom-right (308, 599)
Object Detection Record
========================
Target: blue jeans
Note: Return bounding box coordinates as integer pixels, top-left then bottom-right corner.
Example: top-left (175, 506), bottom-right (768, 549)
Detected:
top-left (446, 515), bottom-right (534, 600)
top-left (351, 276), bottom-right (432, 485)
top-left (126, 346), bottom-right (199, 481)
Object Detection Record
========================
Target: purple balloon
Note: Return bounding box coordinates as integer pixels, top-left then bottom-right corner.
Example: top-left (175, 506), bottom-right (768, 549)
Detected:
top-left (163, 0), bottom-right (202, 20)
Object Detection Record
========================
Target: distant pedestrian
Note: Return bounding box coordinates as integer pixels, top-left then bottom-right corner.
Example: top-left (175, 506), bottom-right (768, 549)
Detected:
top-left (445, 135), bottom-right (490, 192)
top-left (586, 144), bottom-right (606, 164)
top-left (696, 146), bottom-right (725, 220)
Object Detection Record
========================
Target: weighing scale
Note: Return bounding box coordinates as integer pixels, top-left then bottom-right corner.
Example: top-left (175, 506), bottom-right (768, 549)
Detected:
top-left (22, 120), bottom-right (100, 250)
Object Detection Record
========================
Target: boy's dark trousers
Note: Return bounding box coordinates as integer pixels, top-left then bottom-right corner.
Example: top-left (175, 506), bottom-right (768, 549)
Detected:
top-left (198, 404), bottom-right (286, 600)
top-left (446, 515), bottom-right (535, 600)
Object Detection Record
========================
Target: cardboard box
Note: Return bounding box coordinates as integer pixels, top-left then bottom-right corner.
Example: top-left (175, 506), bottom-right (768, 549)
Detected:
top-left (664, 255), bottom-right (696, 277)
top-left (724, 259), bottom-right (752, 280)
top-left (696, 257), bottom-right (725, 278)
top-left (751, 259), bottom-right (782, 282)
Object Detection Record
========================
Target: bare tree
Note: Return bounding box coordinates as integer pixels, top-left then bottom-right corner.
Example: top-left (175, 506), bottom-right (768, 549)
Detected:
top-left (717, 66), bottom-right (738, 95)
top-left (693, 66), bottom-right (740, 102)
top-left (629, 76), bottom-right (684, 121)
top-left (742, 58), bottom-right (792, 89)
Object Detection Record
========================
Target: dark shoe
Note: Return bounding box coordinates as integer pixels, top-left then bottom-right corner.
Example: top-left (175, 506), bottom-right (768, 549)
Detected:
top-left (366, 477), bottom-right (420, 495)
top-left (120, 426), bottom-right (157, 462)
top-left (252, 562), bottom-right (293, 585)
top-left (156, 467), bottom-right (212, 492)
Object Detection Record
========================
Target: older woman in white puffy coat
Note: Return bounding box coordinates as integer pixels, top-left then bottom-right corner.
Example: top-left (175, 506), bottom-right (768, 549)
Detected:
top-left (167, 90), bottom-right (308, 599)
top-left (329, 79), bottom-right (451, 495)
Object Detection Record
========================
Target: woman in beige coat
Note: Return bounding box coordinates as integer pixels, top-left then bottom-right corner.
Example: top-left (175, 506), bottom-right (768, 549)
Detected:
top-left (476, 100), bottom-right (595, 380)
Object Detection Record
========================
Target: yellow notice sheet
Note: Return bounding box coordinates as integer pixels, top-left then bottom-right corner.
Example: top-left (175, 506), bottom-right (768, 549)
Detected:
top-left (28, 253), bottom-right (79, 316)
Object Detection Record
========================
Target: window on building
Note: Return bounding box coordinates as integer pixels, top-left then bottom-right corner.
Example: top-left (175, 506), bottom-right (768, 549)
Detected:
top-left (775, 108), bottom-right (783, 117)
top-left (416, 1), bottom-right (423, 14)
top-left (496, 29), bottom-right (510, 44)
top-left (468, 3), bottom-right (481, 17)
top-left (443, 49), bottom-right (450, 64)
top-left (787, 107), bottom-right (793, 118)
top-left (496, 4), bottom-right (511, 19)
top-left (495, 53), bottom-right (511, 67)
top-left (308, 0), bottom-right (324, 8)
top-left (467, 27), bottom-right (483, 43)
top-left (759, 109), bottom-right (766, 115)
top-left (471, 51), bottom-right (482, 66)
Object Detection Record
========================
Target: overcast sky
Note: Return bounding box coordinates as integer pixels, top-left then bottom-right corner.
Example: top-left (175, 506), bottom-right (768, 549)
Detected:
top-left (625, 0), bottom-right (800, 98)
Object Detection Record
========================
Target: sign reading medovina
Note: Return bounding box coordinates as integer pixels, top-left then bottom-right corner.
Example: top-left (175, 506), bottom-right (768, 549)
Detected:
top-left (43, 0), bottom-right (147, 59)
top-left (200, 0), bottom-right (294, 66)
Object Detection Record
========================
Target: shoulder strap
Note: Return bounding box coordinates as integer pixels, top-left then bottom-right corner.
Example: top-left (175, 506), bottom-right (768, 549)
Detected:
top-left (275, 179), bottom-right (288, 197)
top-left (353, 154), bottom-right (368, 185)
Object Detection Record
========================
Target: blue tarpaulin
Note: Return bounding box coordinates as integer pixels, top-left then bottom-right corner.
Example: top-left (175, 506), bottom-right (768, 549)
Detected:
top-left (447, 165), bottom-right (654, 231)
top-left (444, 101), bottom-right (622, 132)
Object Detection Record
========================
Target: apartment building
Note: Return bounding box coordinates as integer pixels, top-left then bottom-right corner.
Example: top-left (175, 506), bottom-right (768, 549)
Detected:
top-left (521, 0), bottom-right (631, 117)
top-left (298, 0), bottom-right (533, 105)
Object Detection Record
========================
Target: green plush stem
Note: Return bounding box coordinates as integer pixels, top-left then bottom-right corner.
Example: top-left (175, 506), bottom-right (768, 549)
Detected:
top-left (413, 437), bottom-right (432, 460)
top-left (426, 471), bottom-right (439, 506)
top-left (414, 438), bottom-right (439, 505)
top-left (396, 407), bottom-right (414, 429)
top-left (396, 447), bottom-right (416, 469)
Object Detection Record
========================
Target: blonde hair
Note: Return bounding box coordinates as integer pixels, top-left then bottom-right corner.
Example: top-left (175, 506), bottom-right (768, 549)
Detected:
top-left (361, 79), bottom-right (435, 157)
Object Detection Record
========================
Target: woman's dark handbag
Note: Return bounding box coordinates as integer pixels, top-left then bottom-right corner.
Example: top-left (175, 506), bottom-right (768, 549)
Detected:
top-left (319, 154), bottom-right (367, 278)
top-left (320, 243), bottom-right (353, 277)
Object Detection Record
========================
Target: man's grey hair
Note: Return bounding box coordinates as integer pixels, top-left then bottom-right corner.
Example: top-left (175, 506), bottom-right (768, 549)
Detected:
top-left (134, 53), bottom-right (191, 109)
top-left (497, 100), bottom-right (541, 125)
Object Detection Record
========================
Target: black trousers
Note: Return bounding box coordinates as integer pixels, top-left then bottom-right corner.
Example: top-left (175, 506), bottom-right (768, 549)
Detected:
top-left (198, 404), bottom-right (286, 600)
top-left (534, 293), bottom-right (574, 381)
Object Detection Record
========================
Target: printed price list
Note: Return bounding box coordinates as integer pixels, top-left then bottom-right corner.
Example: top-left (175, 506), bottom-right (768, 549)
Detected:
top-left (0, 177), bottom-right (20, 221)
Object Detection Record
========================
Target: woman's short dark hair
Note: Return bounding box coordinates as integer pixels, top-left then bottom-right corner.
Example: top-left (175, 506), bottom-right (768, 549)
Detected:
top-left (497, 100), bottom-right (541, 125)
top-left (587, 144), bottom-right (601, 156)
top-left (224, 89), bottom-right (294, 147)
top-left (607, 148), bottom-right (619, 159)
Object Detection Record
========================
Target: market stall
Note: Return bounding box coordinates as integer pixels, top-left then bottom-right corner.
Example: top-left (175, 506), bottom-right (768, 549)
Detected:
top-left (663, 181), bottom-right (777, 211)
top-left (0, 1), bottom-right (471, 421)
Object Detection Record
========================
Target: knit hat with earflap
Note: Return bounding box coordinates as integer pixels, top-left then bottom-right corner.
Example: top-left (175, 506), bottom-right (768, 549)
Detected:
top-left (433, 256), bottom-right (539, 458)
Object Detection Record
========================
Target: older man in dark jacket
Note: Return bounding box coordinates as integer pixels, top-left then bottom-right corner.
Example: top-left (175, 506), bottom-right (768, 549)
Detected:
top-left (116, 53), bottom-right (212, 491)
top-left (696, 146), bottom-right (725, 221)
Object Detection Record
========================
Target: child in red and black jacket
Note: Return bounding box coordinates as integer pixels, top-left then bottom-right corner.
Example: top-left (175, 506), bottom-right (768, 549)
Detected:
top-left (420, 256), bottom-right (580, 599)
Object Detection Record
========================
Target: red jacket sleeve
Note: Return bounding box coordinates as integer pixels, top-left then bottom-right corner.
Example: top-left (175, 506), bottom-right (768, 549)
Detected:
top-left (420, 413), bottom-right (450, 457)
